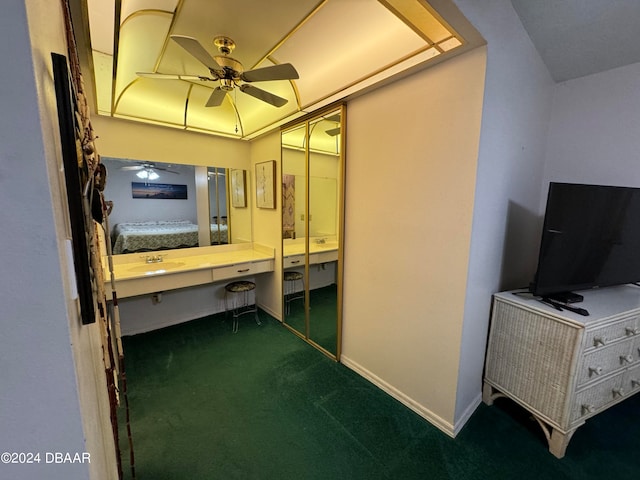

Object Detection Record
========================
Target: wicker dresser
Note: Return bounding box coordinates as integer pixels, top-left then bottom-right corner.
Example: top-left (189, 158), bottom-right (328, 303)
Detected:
top-left (483, 285), bottom-right (640, 458)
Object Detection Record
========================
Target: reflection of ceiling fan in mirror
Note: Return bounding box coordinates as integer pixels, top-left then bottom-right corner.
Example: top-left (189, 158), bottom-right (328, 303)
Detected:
top-left (121, 162), bottom-right (179, 180)
top-left (324, 113), bottom-right (341, 137)
top-left (137, 35), bottom-right (299, 108)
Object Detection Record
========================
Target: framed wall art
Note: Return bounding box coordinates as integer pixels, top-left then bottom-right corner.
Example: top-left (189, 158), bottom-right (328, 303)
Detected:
top-left (131, 182), bottom-right (187, 199)
top-left (231, 169), bottom-right (247, 208)
top-left (255, 160), bottom-right (276, 209)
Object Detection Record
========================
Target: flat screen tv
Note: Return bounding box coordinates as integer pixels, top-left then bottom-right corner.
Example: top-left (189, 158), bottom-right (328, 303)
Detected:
top-left (531, 182), bottom-right (640, 299)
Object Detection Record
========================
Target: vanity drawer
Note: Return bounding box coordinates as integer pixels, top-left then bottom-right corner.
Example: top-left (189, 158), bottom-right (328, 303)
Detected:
top-left (584, 316), bottom-right (640, 350)
top-left (284, 255), bottom-right (304, 268)
top-left (577, 340), bottom-right (636, 386)
top-left (310, 250), bottom-right (338, 264)
top-left (212, 259), bottom-right (274, 281)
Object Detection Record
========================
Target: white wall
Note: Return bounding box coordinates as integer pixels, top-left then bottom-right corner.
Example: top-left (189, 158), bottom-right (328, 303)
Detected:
top-left (117, 281), bottom-right (255, 335)
top-left (341, 46), bottom-right (486, 433)
top-left (453, 0), bottom-right (554, 426)
top-left (1, 1), bottom-right (117, 478)
top-left (543, 61), bottom-right (640, 192)
top-left (101, 159), bottom-right (198, 227)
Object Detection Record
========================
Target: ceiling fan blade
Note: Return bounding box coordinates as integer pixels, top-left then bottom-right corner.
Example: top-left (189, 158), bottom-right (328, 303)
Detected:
top-left (239, 84), bottom-right (288, 107)
top-left (325, 127), bottom-right (341, 137)
top-left (154, 167), bottom-right (180, 174)
top-left (121, 165), bottom-right (144, 171)
top-left (137, 72), bottom-right (214, 81)
top-left (240, 63), bottom-right (299, 82)
top-left (205, 87), bottom-right (227, 107)
top-left (171, 35), bottom-right (223, 71)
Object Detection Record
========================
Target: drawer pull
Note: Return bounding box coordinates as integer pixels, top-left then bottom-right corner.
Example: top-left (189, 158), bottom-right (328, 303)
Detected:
top-left (620, 355), bottom-right (634, 365)
top-left (581, 404), bottom-right (596, 415)
top-left (593, 336), bottom-right (606, 347)
top-left (612, 388), bottom-right (624, 398)
top-left (625, 327), bottom-right (639, 336)
top-left (236, 268), bottom-right (250, 273)
top-left (290, 260), bottom-right (301, 264)
top-left (588, 366), bottom-right (602, 377)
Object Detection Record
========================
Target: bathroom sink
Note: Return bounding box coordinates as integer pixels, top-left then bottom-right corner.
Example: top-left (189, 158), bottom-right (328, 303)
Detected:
top-left (314, 243), bottom-right (338, 250)
top-left (126, 261), bottom-right (186, 273)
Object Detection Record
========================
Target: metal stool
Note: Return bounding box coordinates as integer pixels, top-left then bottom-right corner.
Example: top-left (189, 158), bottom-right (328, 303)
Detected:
top-left (224, 280), bottom-right (260, 333)
top-left (283, 271), bottom-right (305, 315)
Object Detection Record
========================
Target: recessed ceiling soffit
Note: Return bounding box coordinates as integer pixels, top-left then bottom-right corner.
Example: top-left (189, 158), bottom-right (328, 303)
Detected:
top-left (86, 0), bottom-right (482, 140)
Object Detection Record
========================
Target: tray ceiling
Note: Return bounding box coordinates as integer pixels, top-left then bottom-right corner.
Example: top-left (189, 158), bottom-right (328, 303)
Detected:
top-left (81, 0), bottom-right (484, 140)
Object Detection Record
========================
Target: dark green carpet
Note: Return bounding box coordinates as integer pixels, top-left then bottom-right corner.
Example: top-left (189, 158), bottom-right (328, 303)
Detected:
top-left (284, 284), bottom-right (338, 354)
top-left (118, 313), bottom-right (640, 479)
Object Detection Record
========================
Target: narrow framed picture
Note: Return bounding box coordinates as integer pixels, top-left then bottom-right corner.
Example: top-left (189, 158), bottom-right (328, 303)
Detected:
top-left (52, 53), bottom-right (96, 325)
top-left (231, 169), bottom-right (247, 208)
top-left (255, 160), bottom-right (276, 209)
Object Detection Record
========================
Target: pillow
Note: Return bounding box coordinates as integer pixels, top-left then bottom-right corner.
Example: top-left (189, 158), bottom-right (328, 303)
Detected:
top-left (158, 220), bottom-right (192, 225)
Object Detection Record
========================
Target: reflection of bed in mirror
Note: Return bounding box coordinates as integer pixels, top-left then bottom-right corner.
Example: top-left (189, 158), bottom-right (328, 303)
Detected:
top-left (111, 220), bottom-right (228, 254)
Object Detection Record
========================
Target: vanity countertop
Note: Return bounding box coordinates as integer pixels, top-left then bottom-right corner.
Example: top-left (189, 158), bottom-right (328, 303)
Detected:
top-left (104, 244), bottom-right (274, 281)
top-left (283, 241), bottom-right (338, 257)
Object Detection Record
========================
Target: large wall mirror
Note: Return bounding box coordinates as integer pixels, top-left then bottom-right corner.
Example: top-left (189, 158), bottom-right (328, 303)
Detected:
top-left (281, 105), bottom-right (345, 360)
top-left (101, 157), bottom-right (251, 255)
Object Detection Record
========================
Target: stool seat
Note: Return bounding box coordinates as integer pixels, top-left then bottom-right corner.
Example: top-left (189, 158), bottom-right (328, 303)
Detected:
top-left (225, 280), bottom-right (256, 293)
top-left (284, 271), bottom-right (303, 281)
top-left (224, 280), bottom-right (260, 333)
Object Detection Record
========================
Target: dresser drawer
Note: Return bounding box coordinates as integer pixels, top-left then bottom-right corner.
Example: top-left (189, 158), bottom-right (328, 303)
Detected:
top-left (622, 363), bottom-right (640, 393)
top-left (572, 375), bottom-right (625, 423)
top-left (577, 340), bottom-right (636, 386)
top-left (584, 316), bottom-right (640, 350)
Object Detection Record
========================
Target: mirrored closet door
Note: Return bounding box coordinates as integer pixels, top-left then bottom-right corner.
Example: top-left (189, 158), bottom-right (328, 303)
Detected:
top-left (281, 105), bottom-right (345, 360)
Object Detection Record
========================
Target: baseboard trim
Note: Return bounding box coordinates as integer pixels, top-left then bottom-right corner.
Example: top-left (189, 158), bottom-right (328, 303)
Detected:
top-left (340, 355), bottom-right (456, 438)
top-left (452, 393), bottom-right (482, 436)
top-left (257, 303), bottom-right (281, 322)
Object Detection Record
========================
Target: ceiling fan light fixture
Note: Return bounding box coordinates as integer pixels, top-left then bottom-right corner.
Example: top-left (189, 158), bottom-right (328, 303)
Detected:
top-left (220, 78), bottom-right (235, 91)
top-left (136, 169), bottom-right (159, 180)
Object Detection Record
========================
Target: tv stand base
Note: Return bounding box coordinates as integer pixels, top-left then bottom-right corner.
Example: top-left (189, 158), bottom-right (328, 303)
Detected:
top-left (546, 291), bottom-right (583, 304)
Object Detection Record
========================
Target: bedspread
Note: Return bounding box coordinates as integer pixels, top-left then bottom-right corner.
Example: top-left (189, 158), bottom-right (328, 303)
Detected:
top-left (112, 221), bottom-right (228, 254)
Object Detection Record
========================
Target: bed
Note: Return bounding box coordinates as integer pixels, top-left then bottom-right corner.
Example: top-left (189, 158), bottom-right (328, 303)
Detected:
top-left (111, 220), bottom-right (228, 254)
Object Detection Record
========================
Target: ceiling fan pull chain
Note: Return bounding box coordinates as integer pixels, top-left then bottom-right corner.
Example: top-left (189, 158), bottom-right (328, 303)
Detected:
top-left (234, 89), bottom-right (238, 133)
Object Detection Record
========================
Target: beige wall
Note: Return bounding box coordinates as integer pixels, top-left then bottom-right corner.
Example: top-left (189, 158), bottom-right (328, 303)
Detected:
top-left (340, 46), bottom-right (486, 434)
top-left (249, 131), bottom-right (283, 319)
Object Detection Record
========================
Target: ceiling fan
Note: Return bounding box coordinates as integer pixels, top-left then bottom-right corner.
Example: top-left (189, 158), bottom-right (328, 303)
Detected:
top-left (137, 35), bottom-right (299, 108)
top-left (121, 162), bottom-right (179, 180)
top-left (324, 112), bottom-right (341, 136)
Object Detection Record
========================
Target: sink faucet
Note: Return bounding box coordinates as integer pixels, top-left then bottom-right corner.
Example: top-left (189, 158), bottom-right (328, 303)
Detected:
top-left (142, 254), bottom-right (165, 263)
